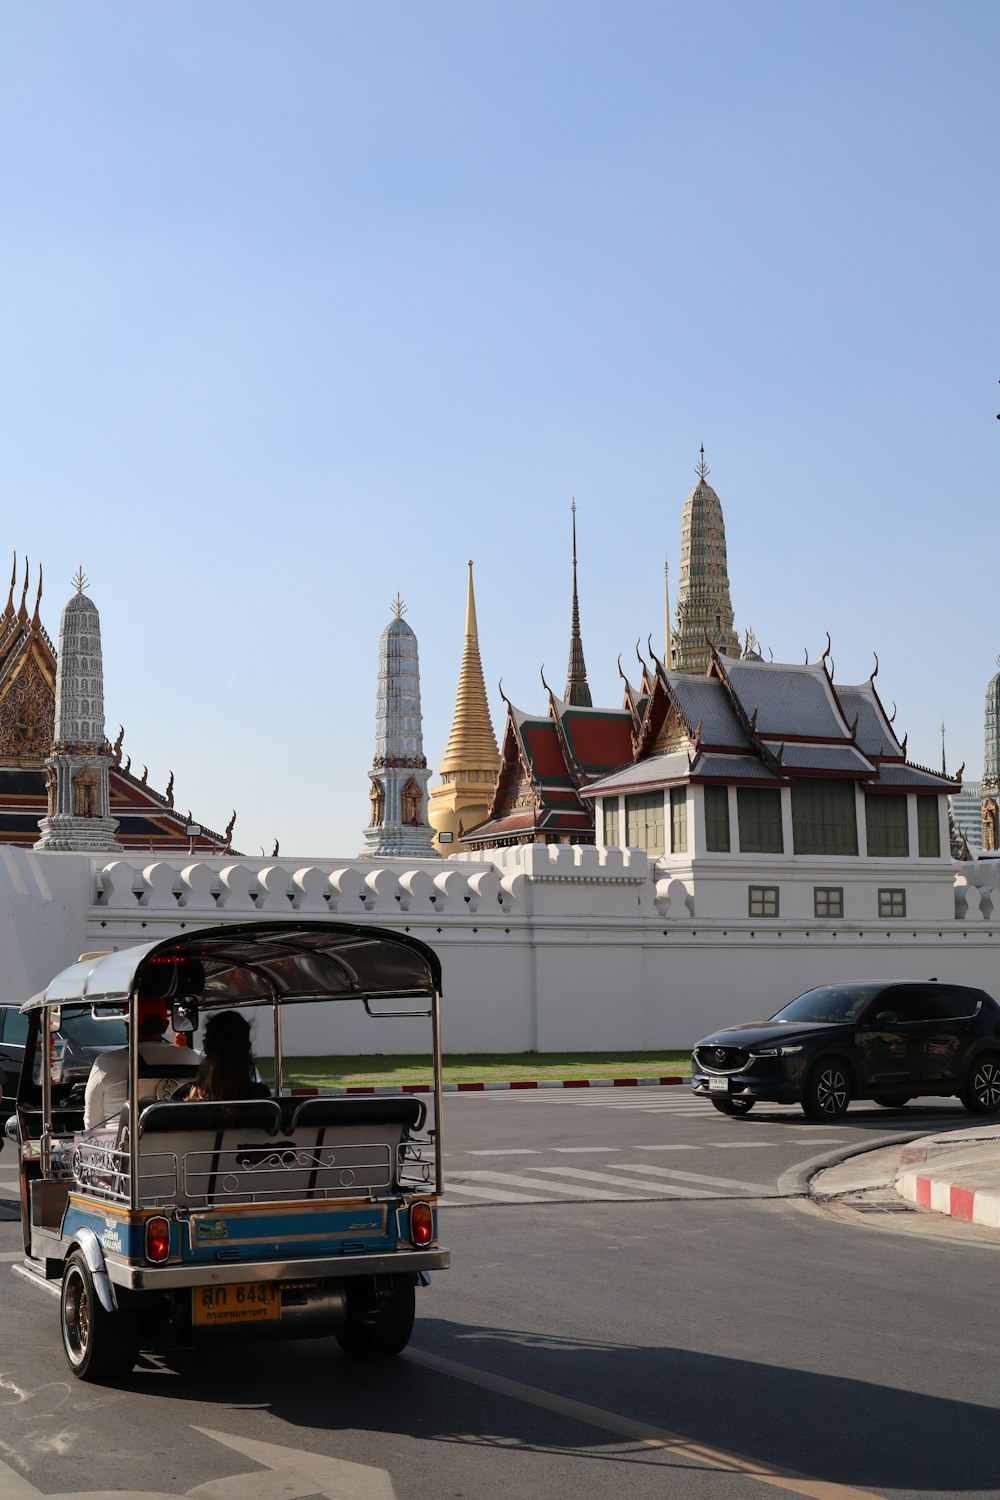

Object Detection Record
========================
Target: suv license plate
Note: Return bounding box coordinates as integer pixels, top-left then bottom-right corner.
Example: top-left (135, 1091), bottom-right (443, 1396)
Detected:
top-left (193, 1282), bottom-right (280, 1328)
top-left (708, 1077), bottom-right (730, 1094)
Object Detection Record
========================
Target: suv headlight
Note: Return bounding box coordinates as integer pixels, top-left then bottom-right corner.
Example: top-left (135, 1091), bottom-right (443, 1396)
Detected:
top-left (753, 1045), bottom-right (802, 1057)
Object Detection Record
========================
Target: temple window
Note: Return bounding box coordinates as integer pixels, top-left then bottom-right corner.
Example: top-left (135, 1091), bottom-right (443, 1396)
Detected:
top-left (917, 795), bottom-right (941, 857)
top-left (791, 780), bottom-right (858, 855)
top-left (865, 794), bottom-right (909, 856)
top-left (602, 802), bottom-right (619, 846)
top-left (704, 786), bottom-right (730, 852)
top-left (878, 888), bottom-right (906, 917)
top-left (624, 792), bottom-right (664, 856)
top-left (737, 788), bottom-right (783, 853)
top-left (748, 884), bottom-right (779, 917)
top-left (670, 787), bottom-right (688, 853)
top-left (813, 886), bottom-right (844, 918)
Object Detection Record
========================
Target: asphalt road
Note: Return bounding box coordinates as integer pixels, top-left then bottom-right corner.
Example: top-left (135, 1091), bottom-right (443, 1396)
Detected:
top-left (0, 1091), bottom-right (997, 1500)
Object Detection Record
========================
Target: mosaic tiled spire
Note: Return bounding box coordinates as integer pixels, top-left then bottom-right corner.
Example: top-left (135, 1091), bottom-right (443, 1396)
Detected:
top-left (672, 447), bottom-right (739, 674)
top-left (982, 657), bottom-right (1000, 850)
top-left (35, 568), bottom-right (121, 851)
top-left (362, 595), bottom-right (439, 859)
top-left (563, 502), bottom-right (592, 707)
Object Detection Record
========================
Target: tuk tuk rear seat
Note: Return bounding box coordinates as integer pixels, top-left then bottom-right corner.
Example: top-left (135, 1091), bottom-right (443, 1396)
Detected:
top-left (132, 1095), bottom-right (427, 1206)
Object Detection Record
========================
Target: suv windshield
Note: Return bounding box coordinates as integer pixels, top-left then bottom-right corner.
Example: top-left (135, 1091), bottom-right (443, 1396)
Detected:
top-left (770, 985), bottom-right (884, 1025)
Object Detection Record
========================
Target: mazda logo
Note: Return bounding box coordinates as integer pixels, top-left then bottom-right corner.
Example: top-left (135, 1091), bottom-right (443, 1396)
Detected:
top-left (714, 1048), bottom-right (726, 1064)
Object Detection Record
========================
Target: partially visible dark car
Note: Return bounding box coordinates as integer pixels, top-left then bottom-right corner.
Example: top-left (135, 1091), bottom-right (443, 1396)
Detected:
top-left (0, 999), bottom-right (127, 1105)
top-left (691, 981), bottom-right (1000, 1120)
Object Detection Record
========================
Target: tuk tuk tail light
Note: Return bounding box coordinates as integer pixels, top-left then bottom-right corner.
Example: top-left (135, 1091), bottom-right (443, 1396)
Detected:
top-left (410, 1201), bottom-right (434, 1246)
top-left (146, 1216), bottom-right (171, 1263)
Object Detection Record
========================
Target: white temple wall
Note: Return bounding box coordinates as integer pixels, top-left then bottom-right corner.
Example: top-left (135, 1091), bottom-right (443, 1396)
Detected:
top-left (0, 844), bottom-right (996, 1054)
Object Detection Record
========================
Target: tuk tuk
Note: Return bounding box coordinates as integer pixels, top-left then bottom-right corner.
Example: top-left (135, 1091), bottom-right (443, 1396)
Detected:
top-left (8, 920), bottom-right (448, 1381)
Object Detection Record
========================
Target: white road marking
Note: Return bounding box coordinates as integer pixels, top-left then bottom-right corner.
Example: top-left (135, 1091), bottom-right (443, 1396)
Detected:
top-left (551, 1146), bottom-right (619, 1154)
top-left (464, 1149), bottom-right (540, 1156)
top-left (530, 1166), bottom-right (716, 1198)
top-left (620, 1164), bottom-right (775, 1194)
top-left (634, 1144), bottom-right (700, 1151)
top-left (451, 1170), bottom-right (630, 1200)
top-left (0, 1424), bottom-right (396, 1500)
top-left (440, 1183), bottom-right (549, 1203)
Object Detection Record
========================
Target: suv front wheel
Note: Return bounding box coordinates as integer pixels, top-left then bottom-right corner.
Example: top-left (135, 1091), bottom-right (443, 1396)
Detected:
top-left (801, 1060), bottom-right (852, 1121)
top-left (961, 1054), bottom-right (1000, 1115)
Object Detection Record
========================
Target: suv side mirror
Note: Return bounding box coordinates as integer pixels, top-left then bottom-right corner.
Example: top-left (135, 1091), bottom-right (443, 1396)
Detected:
top-left (874, 1011), bottom-right (899, 1025)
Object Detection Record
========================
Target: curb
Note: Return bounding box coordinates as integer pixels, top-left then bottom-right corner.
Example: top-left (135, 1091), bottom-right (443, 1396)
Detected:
top-left (897, 1169), bottom-right (1000, 1228)
top-left (289, 1075), bottom-right (688, 1097)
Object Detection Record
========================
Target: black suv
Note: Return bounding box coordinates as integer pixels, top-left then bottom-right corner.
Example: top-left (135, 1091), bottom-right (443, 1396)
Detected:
top-left (0, 999), bottom-right (127, 1104)
top-left (691, 981), bottom-right (1000, 1120)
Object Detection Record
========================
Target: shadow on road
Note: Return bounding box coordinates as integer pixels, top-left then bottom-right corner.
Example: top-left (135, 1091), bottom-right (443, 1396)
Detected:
top-left (142, 1316), bottom-right (999, 1494)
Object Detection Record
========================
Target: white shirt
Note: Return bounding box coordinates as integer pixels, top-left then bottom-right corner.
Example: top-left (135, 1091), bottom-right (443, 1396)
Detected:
top-left (83, 1040), bottom-right (186, 1130)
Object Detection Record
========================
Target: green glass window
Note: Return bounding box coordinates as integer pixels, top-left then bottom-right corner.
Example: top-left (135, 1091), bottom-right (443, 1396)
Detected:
top-left (704, 785), bottom-right (730, 852)
top-left (748, 885), bottom-right (779, 917)
top-left (865, 794), bottom-right (909, 856)
top-left (917, 795), bottom-right (941, 858)
top-left (603, 802), bottom-right (620, 847)
top-left (625, 792), bottom-right (665, 856)
top-left (813, 886), bottom-right (844, 918)
top-left (670, 787), bottom-right (688, 853)
top-left (791, 780), bottom-right (858, 855)
top-left (878, 888), bottom-right (906, 917)
top-left (737, 788), bottom-right (783, 853)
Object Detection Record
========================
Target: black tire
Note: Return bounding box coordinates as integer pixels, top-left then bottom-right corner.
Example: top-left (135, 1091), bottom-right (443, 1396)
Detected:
top-left (710, 1097), bottom-right (755, 1116)
top-left (60, 1250), bottom-right (138, 1382)
top-left (871, 1094), bottom-right (911, 1109)
top-left (801, 1060), bottom-right (852, 1121)
top-left (335, 1276), bottom-right (415, 1360)
top-left (961, 1054), bottom-right (1000, 1115)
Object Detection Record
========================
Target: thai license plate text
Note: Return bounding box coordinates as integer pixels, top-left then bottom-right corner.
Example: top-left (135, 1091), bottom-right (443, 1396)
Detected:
top-left (193, 1282), bottom-right (280, 1327)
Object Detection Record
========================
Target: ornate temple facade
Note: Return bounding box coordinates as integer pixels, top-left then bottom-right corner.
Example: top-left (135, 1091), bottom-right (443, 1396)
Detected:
top-left (428, 563), bottom-right (500, 855)
top-left (36, 572), bottom-right (120, 852)
top-left (362, 597), bottom-right (438, 859)
top-left (0, 557), bottom-right (234, 853)
top-left (672, 449), bottom-right (739, 674)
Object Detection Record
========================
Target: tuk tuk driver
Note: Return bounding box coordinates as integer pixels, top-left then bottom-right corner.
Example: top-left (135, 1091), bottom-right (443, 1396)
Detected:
top-left (83, 995), bottom-right (178, 1129)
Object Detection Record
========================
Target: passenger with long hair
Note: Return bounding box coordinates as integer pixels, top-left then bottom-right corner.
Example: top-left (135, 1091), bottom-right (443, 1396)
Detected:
top-left (186, 1010), bottom-right (270, 1101)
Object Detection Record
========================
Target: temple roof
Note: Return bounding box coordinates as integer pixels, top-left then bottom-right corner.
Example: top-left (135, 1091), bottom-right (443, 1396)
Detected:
top-left (834, 681), bottom-right (903, 760)
top-left (719, 657), bottom-right (851, 740)
top-left (667, 674), bottom-right (749, 747)
top-left (438, 562), bottom-right (499, 774)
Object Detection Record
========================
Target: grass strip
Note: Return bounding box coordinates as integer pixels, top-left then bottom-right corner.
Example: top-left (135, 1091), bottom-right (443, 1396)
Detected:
top-left (258, 1050), bottom-right (691, 1088)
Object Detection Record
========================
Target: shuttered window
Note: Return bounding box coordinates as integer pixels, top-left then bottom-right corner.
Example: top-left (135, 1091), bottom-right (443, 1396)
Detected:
top-left (704, 786), bottom-right (730, 852)
top-left (602, 803), bottom-right (619, 847)
top-left (737, 788), bottom-right (783, 853)
top-left (625, 792), bottom-right (665, 856)
top-left (791, 780), bottom-right (859, 855)
top-left (670, 788), bottom-right (688, 853)
top-left (865, 794), bottom-right (909, 856)
top-left (917, 795), bottom-right (941, 857)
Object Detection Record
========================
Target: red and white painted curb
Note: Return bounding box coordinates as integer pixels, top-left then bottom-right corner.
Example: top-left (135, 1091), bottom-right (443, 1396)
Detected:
top-left (289, 1075), bottom-right (688, 1097)
top-left (897, 1168), bottom-right (1000, 1228)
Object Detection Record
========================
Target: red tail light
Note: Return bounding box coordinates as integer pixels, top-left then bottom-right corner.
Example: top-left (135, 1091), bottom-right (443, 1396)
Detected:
top-left (410, 1201), bottom-right (433, 1245)
top-left (146, 1216), bottom-right (171, 1263)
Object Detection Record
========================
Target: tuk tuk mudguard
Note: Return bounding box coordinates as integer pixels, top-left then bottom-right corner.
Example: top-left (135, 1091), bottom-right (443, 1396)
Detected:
top-left (67, 1227), bottom-right (118, 1313)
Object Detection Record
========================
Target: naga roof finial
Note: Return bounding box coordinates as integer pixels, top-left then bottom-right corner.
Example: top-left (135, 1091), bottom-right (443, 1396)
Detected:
top-left (391, 593), bottom-right (406, 619)
top-left (30, 563), bottom-right (42, 631)
top-left (73, 565), bottom-right (89, 596)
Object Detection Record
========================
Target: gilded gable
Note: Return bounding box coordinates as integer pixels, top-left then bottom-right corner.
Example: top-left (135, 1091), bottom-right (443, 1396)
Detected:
top-left (650, 704), bottom-right (692, 757)
top-left (0, 651), bottom-right (56, 767)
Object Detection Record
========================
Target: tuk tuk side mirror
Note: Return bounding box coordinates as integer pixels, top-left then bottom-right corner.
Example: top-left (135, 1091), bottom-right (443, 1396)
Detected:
top-left (4, 1114), bottom-right (16, 1143)
top-left (171, 999), bottom-right (199, 1034)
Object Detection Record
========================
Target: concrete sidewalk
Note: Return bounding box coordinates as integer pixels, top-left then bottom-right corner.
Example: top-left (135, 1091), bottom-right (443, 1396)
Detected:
top-left (893, 1123), bottom-right (1000, 1228)
top-left (811, 1122), bottom-right (1000, 1229)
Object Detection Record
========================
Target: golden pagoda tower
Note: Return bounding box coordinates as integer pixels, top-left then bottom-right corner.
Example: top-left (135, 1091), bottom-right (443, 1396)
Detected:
top-left (429, 561), bottom-right (500, 855)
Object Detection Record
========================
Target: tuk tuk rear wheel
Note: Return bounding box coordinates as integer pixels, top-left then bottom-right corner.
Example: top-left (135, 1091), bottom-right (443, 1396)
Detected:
top-left (335, 1276), bottom-right (415, 1359)
top-left (60, 1251), bottom-right (138, 1382)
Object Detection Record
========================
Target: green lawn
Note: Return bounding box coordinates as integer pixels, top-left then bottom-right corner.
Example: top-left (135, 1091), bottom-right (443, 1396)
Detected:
top-left (258, 1051), bottom-right (691, 1088)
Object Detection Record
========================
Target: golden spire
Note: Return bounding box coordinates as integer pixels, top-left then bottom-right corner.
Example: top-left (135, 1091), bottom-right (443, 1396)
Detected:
top-left (439, 560), bottom-right (500, 774)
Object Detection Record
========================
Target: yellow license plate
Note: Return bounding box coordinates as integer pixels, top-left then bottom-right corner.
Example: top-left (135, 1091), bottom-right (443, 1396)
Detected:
top-left (193, 1281), bottom-right (280, 1327)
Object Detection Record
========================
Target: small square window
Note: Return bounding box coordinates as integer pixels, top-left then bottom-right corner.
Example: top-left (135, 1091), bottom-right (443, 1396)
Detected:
top-left (814, 887), bottom-right (843, 918)
top-left (878, 888), bottom-right (906, 918)
top-left (748, 885), bottom-right (779, 918)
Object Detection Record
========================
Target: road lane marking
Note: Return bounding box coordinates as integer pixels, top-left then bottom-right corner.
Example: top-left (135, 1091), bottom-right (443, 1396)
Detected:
top-left (531, 1166), bottom-right (716, 1198)
top-left (441, 1184), bottom-right (550, 1203)
top-left (634, 1144), bottom-right (701, 1151)
top-left (620, 1164), bottom-right (776, 1194)
top-left (405, 1349), bottom-right (885, 1500)
top-left (465, 1149), bottom-right (541, 1156)
top-left (551, 1146), bottom-right (620, 1154)
top-left (452, 1170), bottom-right (630, 1200)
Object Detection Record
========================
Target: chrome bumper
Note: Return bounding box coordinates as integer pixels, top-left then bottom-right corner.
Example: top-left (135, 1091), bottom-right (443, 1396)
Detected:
top-left (109, 1246), bottom-right (450, 1291)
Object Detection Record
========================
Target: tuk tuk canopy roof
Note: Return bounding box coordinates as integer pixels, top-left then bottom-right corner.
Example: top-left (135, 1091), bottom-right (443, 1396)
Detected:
top-left (22, 921), bottom-right (442, 1012)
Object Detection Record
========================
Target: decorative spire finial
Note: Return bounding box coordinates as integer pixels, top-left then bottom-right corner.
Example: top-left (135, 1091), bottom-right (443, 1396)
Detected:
top-left (696, 444), bottom-right (709, 481)
top-left (563, 500), bottom-right (591, 706)
top-left (391, 593), bottom-right (406, 619)
top-left (73, 566), bottom-right (89, 596)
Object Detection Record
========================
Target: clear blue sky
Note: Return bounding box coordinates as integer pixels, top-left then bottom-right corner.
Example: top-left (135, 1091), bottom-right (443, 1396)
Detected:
top-left (2, 2), bottom-right (997, 855)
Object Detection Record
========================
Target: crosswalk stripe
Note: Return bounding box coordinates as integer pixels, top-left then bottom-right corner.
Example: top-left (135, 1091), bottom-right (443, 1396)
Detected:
top-left (620, 1163), bottom-right (775, 1194)
top-left (530, 1166), bottom-right (715, 1197)
top-left (451, 1170), bottom-right (631, 1200)
top-left (441, 1183), bottom-right (548, 1203)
